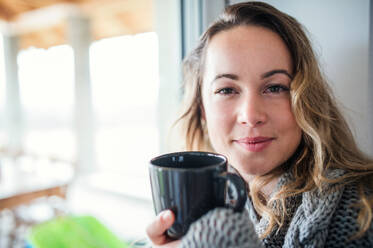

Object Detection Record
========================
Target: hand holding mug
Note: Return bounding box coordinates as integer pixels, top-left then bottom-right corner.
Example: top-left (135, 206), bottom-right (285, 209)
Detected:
top-left (146, 210), bottom-right (181, 247)
top-left (148, 151), bottom-right (247, 240)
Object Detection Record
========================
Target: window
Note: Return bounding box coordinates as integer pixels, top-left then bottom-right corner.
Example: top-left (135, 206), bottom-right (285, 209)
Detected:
top-left (90, 32), bottom-right (159, 199)
top-left (15, 32), bottom-right (159, 200)
top-left (0, 35), bottom-right (6, 144)
top-left (18, 45), bottom-right (75, 160)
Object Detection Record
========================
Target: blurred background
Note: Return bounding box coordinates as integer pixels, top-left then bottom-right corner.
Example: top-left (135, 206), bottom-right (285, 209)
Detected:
top-left (0, 0), bottom-right (371, 247)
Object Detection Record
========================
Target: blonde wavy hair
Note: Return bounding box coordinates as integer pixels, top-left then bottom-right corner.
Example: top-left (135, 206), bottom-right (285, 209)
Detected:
top-left (175, 1), bottom-right (373, 238)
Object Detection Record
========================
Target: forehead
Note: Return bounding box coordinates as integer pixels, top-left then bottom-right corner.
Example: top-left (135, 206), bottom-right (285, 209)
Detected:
top-left (204, 25), bottom-right (293, 76)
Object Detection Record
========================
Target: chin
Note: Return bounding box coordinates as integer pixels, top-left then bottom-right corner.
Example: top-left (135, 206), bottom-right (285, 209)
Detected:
top-left (231, 159), bottom-right (275, 178)
top-left (231, 163), bottom-right (262, 177)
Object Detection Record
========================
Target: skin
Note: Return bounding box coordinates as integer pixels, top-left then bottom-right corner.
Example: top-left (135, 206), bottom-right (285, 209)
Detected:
top-left (146, 210), bottom-right (181, 247)
top-left (147, 25), bottom-right (302, 246)
top-left (202, 25), bottom-right (302, 184)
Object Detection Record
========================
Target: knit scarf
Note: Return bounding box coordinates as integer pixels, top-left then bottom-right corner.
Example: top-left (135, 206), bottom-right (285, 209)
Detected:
top-left (181, 169), bottom-right (373, 247)
top-left (248, 169), bottom-right (346, 247)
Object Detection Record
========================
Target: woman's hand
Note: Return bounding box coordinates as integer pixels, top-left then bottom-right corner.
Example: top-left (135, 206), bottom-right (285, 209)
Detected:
top-left (146, 210), bottom-right (181, 248)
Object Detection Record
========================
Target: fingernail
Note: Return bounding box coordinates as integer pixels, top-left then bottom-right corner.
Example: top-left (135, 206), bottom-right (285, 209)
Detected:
top-left (161, 210), bottom-right (172, 222)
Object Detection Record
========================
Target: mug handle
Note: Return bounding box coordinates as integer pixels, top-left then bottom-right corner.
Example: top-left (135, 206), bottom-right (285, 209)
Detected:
top-left (218, 172), bottom-right (247, 212)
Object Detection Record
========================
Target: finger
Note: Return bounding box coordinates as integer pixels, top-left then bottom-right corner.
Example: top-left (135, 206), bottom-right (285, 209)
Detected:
top-left (146, 210), bottom-right (175, 245)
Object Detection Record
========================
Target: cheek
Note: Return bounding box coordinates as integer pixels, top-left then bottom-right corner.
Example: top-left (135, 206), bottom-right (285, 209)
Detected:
top-left (205, 105), bottom-right (224, 133)
top-left (274, 103), bottom-right (302, 146)
top-left (205, 101), bottom-right (234, 128)
top-left (271, 101), bottom-right (298, 129)
top-left (204, 102), bottom-right (234, 147)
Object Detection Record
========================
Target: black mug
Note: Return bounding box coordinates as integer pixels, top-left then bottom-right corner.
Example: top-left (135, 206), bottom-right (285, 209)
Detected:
top-left (149, 151), bottom-right (247, 239)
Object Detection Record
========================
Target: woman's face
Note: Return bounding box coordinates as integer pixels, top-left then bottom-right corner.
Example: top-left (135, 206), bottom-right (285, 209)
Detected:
top-left (202, 25), bottom-right (302, 180)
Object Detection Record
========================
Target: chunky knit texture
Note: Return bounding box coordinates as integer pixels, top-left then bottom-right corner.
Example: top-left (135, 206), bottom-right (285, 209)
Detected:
top-left (180, 170), bottom-right (373, 248)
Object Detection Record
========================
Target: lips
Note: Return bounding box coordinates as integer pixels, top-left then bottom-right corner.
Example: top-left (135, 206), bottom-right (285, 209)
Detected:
top-left (234, 136), bottom-right (274, 152)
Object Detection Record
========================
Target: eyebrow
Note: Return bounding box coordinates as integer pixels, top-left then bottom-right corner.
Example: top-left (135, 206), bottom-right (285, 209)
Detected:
top-left (212, 73), bottom-right (239, 83)
top-left (261, 69), bottom-right (293, 80)
top-left (211, 69), bottom-right (293, 85)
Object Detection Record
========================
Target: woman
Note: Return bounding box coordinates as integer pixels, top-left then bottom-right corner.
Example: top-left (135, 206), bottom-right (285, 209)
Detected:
top-left (146, 2), bottom-right (373, 247)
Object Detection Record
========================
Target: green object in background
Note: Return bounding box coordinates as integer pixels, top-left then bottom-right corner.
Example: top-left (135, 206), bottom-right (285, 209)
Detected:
top-left (28, 215), bottom-right (131, 248)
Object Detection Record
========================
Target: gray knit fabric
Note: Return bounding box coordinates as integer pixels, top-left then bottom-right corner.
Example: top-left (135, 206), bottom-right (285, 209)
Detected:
top-left (180, 169), bottom-right (373, 248)
top-left (180, 208), bottom-right (262, 248)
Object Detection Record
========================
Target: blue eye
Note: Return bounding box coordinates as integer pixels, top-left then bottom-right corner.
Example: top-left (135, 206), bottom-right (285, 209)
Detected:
top-left (216, 88), bottom-right (236, 95)
top-left (264, 85), bottom-right (289, 94)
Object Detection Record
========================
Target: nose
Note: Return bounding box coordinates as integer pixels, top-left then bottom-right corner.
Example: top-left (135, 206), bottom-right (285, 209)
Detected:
top-left (237, 93), bottom-right (267, 127)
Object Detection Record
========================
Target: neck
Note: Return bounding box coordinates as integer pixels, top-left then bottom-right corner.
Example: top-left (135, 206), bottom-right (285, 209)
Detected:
top-left (244, 174), bottom-right (279, 198)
